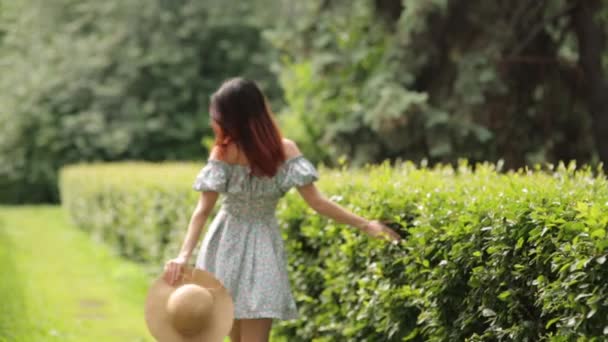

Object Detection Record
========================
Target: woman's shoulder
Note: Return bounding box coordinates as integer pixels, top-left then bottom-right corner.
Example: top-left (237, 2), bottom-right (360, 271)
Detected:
top-left (282, 138), bottom-right (302, 160)
top-left (208, 138), bottom-right (302, 167)
top-left (208, 143), bottom-right (242, 164)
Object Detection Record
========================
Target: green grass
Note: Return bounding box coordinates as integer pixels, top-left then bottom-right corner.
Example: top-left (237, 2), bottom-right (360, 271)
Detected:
top-left (0, 205), bottom-right (289, 342)
top-left (0, 205), bottom-right (156, 341)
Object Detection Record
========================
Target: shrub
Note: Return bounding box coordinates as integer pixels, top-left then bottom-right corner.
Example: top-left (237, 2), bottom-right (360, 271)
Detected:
top-left (59, 160), bottom-right (608, 341)
top-left (58, 161), bottom-right (207, 269)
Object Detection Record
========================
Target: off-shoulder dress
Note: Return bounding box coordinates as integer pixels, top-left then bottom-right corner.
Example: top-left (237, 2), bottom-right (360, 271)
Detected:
top-left (191, 155), bottom-right (319, 320)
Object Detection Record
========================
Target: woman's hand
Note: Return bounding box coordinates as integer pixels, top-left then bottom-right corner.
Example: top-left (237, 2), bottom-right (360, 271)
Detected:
top-left (362, 220), bottom-right (402, 242)
top-left (163, 255), bottom-right (188, 286)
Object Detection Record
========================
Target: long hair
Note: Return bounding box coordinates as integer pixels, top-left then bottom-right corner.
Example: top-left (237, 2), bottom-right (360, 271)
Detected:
top-left (209, 77), bottom-right (286, 177)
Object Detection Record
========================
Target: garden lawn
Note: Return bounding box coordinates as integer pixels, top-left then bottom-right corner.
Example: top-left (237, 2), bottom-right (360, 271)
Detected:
top-left (0, 205), bottom-right (156, 341)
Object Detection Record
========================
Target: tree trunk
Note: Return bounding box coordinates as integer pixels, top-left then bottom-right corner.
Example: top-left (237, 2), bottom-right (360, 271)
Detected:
top-left (570, 0), bottom-right (608, 171)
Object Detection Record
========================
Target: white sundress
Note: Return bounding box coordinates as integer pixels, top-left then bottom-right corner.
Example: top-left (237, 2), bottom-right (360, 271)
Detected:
top-left (192, 155), bottom-right (319, 320)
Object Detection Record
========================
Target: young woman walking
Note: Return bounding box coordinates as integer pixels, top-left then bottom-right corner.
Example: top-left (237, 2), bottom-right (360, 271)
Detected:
top-left (163, 77), bottom-right (401, 342)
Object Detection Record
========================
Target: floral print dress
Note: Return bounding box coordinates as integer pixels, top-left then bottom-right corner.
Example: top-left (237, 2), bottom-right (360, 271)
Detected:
top-left (192, 155), bottom-right (319, 320)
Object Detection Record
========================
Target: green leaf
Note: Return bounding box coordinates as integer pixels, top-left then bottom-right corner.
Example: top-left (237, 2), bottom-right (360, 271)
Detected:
top-left (516, 237), bottom-right (525, 249)
top-left (591, 229), bottom-right (606, 239)
top-left (546, 317), bottom-right (561, 329)
top-left (498, 290), bottom-right (511, 301)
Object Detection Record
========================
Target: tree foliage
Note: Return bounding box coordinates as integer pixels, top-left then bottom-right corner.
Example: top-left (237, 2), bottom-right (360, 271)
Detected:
top-left (267, 0), bottom-right (608, 170)
top-left (2, 0), bottom-right (608, 203)
top-left (0, 0), bottom-right (280, 203)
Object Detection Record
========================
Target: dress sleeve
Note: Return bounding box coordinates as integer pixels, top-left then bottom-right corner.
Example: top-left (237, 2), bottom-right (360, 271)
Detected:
top-left (192, 160), bottom-right (231, 193)
top-left (279, 156), bottom-right (319, 192)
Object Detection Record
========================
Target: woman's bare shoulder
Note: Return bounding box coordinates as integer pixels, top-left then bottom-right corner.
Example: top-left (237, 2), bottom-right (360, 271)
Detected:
top-left (208, 142), bottom-right (240, 163)
top-left (282, 138), bottom-right (302, 159)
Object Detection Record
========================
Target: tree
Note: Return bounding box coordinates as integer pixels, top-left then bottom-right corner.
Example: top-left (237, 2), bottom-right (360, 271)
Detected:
top-left (0, 0), bottom-right (280, 203)
top-left (267, 0), bottom-right (607, 171)
top-left (570, 0), bottom-right (608, 171)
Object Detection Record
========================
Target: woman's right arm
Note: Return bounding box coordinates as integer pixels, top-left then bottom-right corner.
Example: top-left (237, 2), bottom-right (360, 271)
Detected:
top-left (281, 138), bottom-right (400, 242)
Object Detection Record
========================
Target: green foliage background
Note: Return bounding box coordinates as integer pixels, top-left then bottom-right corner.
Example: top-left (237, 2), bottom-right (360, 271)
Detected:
top-left (2, 0), bottom-right (608, 205)
top-left (0, 0), bottom-right (280, 203)
top-left (267, 0), bottom-right (607, 168)
top-left (59, 160), bottom-right (608, 340)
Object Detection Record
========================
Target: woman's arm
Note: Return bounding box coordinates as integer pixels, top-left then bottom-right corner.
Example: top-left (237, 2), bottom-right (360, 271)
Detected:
top-left (165, 190), bottom-right (219, 285)
top-left (176, 190), bottom-right (219, 261)
top-left (296, 183), bottom-right (401, 241)
top-left (297, 184), bottom-right (368, 230)
top-left (176, 145), bottom-right (226, 261)
top-left (282, 139), bottom-right (400, 241)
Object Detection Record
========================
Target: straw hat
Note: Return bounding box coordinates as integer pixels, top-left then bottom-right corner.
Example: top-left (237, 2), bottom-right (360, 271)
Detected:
top-left (145, 265), bottom-right (234, 342)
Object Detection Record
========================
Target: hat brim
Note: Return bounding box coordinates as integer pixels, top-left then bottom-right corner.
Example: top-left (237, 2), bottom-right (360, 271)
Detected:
top-left (145, 265), bottom-right (234, 342)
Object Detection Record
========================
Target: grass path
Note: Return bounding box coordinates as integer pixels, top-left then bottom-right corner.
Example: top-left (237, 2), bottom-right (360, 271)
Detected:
top-left (0, 205), bottom-right (154, 341)
top-left (0, 205), bottom-right (290, 342)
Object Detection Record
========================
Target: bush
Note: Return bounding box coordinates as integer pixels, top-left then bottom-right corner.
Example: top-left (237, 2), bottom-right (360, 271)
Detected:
top-left (59, 160), bottom-right (608, 341)
top-left (58, 161), bottom-right (208, 269)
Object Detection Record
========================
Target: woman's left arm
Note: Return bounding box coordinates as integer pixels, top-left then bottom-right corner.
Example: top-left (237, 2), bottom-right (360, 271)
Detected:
top-left (296, 183), bottom-right (401, 242)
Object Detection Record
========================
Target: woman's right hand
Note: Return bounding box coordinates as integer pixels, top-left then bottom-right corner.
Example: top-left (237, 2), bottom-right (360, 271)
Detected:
top-left (362, 220), bottom-right (402, 242)
top-left (163, 255), bottom-right (188, 286)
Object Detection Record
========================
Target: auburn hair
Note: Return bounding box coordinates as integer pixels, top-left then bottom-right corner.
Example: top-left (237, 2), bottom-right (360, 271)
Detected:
top-left (209, 77), bottom-right (287, 177)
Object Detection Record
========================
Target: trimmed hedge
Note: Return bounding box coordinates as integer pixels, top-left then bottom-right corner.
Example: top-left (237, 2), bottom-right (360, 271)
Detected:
top-left (59, 160), bottom-right (608, 341)
top-left (58, 161), bottom-right (207, 268)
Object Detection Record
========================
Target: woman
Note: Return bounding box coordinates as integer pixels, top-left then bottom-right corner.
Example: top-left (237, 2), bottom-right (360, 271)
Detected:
top-left (163, 77), bottom-right (401, 342)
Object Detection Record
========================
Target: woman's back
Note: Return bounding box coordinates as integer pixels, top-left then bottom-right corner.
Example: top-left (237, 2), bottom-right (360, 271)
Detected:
top-left (192, 152), bottom-right (318, 220)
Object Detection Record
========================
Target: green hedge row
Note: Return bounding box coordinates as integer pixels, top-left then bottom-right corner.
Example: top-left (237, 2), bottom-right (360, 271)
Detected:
top-left (58, 162), bottom-right (206, 269)
top-left (59, 160), bottom-right (608, 341)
